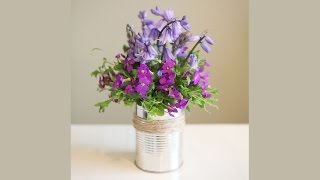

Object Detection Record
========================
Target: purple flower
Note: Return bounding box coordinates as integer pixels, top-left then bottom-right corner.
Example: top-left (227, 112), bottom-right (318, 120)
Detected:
top-left (139, 76), bottom-right (152, 85)
top-left (167, 105), bottom-right (178, 117)
top-left (172, 21), bottom-right (183, 39)
top-left (167, 72), bottom-right (176, 84)
top-left (147, 45), bottom-right (158, 56)
top-left (149, 28), bottom-right (160, 40)
top-left (155, 19), bottom-right (165, 30)
top-left (200, 41), bottom-right (211, 53)
top-left (204, 61), bottom-right (210, 67)
top-left (175, 46), bottom-right (188, 58)
top-left (176, 98), bottom-right (189, 109)
top-left (202, 91), bottom-right (212, 98)
top-left (193, 71), bottom-right (201, 85)
top-left (205, 36), bottom-right (214, 45)
top-left (136, 64), bottom-right (153, 96)
top-left (203, 72), bottom-right (209, 80)
top-left (151, 6), bottom-right (161, 16)
top-left (162, 9), bottom-right (174, 22)
top-left (138, 64), bottom-right (151, 78)
top-left (123, 58), bottom-right (135, 72)
top-left (199, 79), bottom-right (209, 90)
top-left (169, 88), bottom-right (181, 101)
top-left (182, 71), bottom-right (191, 78)
top-left (112, 75), bottom-right (124, 90)
top-left (124, 85), bottom-right (135, 94)
top-left (158, 71), bottom-right (176, 91)
top-left (188, 54), bottom-right (198, 70)
top-left (199, 72), bottom-right (209, 89)
top-left (163, 47), bottom-right (175, 61)
top-left (98, 76), bottom-right (105, 89)
top-left (138, 10), bottom-right (147, 20)
top-left (160, 28), bottom-right (174, 44)
top-left (162, 59), bottom-right (176, 73)
top-left (136, 82), bottom-right (149, 97)
top-left (143, 19), bottom-right (153, 26)
top-left (157, 70), bottom-right (162, 77)
top-left (188, 35), bottom-right (200, 42)
top-left (159, 77), bottom-right (167, 85)
top-left (180, 16), bottom-right (190, 31)
top-left (134, 43), bottom-right (158, 62)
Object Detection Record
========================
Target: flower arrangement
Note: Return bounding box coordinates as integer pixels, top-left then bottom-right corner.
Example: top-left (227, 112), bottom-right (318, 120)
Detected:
top-left (91, 7), bottom-right (220, 119)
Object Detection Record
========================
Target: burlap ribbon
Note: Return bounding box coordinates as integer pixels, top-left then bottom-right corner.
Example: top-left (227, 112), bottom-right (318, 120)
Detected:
top-left (132, 114), bottom-right (185, 134)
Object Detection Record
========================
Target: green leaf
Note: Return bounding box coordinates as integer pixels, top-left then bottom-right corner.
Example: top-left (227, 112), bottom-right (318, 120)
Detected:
top-left (95, 99), bottom-right (112, 112)
top-left (149, 83), bottom-right (155, 91)
top-left (91, 70), bottom-right (100, 78)
top-left (132, 69), bottom-right (138, 77)
top-left (186, 106), bottom-right (191, 112)
top-left (156, 106), bottom-right (165, 116)
top-left (123, 45), bottom-right (129, 52)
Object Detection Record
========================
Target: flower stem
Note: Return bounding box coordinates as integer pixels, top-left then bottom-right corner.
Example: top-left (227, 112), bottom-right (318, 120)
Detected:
top-left (182, 35), bottom-right (206, 66)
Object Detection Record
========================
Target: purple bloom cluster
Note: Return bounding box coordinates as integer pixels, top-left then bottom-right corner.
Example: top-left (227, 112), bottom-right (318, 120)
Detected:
top-left (112, 75), bottom-right (124, 90)
top-left (136, 64), bottom-right (153, 97)
top-left (167, 88), bottom-right (189, 116)
top-left (124, 6), bottom-right (196, 64)
top-left (158, 60), bottom-right (176, 91)
top-left (192, 68), bottom-right (212, 99)
top-left (124, 84), bottom-right (135, 94)
top-left (94, 7), bottom-right (217, 116)
top-left (123, 58), bottom-right (135, 72)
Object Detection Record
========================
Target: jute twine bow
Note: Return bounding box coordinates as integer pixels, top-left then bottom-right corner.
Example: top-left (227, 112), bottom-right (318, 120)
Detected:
top-left (132, 114), bottom-right (185, 134)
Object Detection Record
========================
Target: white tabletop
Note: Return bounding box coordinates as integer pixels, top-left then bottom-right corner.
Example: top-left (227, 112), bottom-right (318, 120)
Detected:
top-left (71, 124), bottom-right (249, 180)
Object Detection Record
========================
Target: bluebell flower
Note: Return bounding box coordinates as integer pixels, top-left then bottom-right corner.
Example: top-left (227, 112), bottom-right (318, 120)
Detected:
top-left (155, 19), bottom-right (165, 30)
top-left (143, 19), bottom-right (153, 26)
top-left (151, 6), bottom-right (161, 16)
top-left (200, 41), bottom-right (211, 53)
top-left (180, 16), bottom-right (190, 31)
top-left (188, 35), bottom-right (200, 42)
top-left (172, 21), bottom-right (183, 39)
top-left (188, 54), bottom-right (198, 70)
top-left (138, 10), bottom-right (147, 20)
top-left (205, 36), bottom-right (214, 45)
top-left (163, 47), bottom-right (175, 61)
top-left (149, 28), bottom-right (160, 40)
top-left (160, 27), bottom-right (174, 44)
top-left (163, 9), bottom-right (174, 22)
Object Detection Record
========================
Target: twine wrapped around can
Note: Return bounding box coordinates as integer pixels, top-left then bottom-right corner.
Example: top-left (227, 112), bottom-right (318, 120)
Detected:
top-left (133, 105), bottom-right (185, 173)
top-left (132, 114), bottom-right (185, 134)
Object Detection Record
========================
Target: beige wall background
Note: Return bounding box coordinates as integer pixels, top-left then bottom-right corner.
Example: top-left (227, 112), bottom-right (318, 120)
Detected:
top-left (71, 0), bottom-right (248, 124)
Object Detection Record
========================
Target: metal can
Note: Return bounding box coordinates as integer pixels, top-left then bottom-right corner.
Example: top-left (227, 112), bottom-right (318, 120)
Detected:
top-left (134, 105), bottom-right (185, 173)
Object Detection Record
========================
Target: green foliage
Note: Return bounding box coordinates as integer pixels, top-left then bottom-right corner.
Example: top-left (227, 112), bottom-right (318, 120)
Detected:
top-left (91, 46), bottom-right (220, 120)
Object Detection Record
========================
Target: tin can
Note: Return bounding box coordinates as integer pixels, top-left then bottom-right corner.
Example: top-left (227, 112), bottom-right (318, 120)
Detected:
top-left (134, 105), bottom-right (185, 173)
